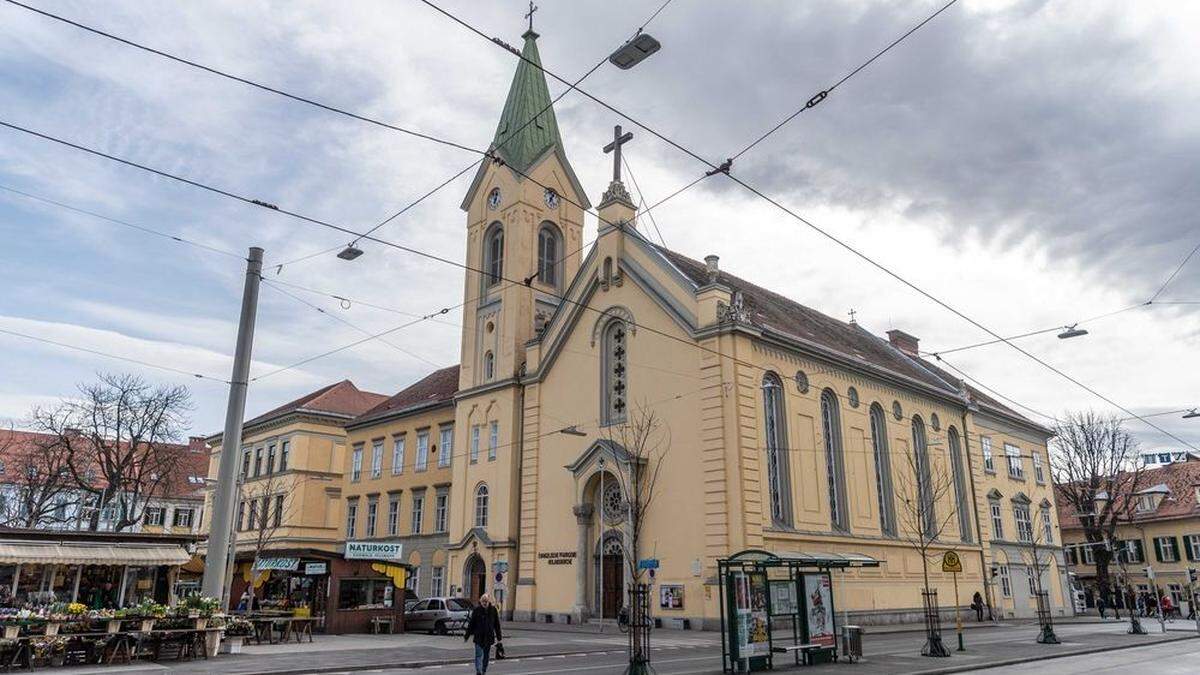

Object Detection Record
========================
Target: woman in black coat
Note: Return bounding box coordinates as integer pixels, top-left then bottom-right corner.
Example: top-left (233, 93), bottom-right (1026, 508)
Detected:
top-left (464, 594), bottom-right (502, 675)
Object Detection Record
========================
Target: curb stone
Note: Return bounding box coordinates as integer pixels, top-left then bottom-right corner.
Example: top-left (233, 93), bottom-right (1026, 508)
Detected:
top-left (906, 633), bottom-right (1199, 675)
top-left (215, 647), bottom-right (618, 675)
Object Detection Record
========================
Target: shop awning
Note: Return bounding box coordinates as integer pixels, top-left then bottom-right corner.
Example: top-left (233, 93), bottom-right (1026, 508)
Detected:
top-left (721, 549), bottom-right (881, 569)
top-left (0, 541), bottom-right (192, 566)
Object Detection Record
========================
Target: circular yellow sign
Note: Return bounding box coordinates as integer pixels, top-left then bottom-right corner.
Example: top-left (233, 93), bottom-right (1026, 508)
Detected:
top-left (942, 551), bottom-right (962, 573)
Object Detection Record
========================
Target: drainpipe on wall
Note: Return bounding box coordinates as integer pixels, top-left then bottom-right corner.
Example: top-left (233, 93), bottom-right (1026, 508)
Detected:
top-left (960, 409), bottom-right (997, 622)
top-left (511, 373), bottom-right (527, 622)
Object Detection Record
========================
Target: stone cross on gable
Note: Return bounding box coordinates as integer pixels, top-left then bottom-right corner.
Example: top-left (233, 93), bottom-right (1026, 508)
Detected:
top-left (603, 125), bottom-right (633, 183)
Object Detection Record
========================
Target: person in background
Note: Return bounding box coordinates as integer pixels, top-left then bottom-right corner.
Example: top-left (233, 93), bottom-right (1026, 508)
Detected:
top-left (1097, 595), bottom-right (1107, 619)
top-left (464, 593), bottom-right (502, 675)
top-left (89, 581), bottom-right (116, 610)
top-left (971, 592), bottom-right (984, 622)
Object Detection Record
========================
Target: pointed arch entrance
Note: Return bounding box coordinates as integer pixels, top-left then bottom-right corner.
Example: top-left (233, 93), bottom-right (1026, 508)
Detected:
top-left (463, 553), bottom-right (486, 604)
top-left (595, 531), bottom-right (625, 619)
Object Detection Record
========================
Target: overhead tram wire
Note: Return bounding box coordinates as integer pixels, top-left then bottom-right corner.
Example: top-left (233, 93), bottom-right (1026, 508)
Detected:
top-left (1148, 240), bottom-right (1200, 304)
top-left (420, 0), bottom-right (1200, 452)
top-left (259, 279), bottom-right (443, 368)
top-left (0, 326), bottom-right (229, 383)
top-left (1, 0), bottom-right (480, 158)
top-left (621, 154), bottom-right (667, 247)
top-left (10, 119), bottom-right (1196, 454)
top-left (0, 182), bottom-right (245, 261)
top-left (923, 303), bottom-right (1149, 358)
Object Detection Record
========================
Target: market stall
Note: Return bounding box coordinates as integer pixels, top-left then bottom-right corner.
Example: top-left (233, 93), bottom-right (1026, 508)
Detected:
top-left (717, 550), bottom-right (880, 673)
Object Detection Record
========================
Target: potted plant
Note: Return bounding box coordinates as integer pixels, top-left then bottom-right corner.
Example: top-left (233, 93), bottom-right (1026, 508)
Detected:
top-left (220, 617), bottom-right (253, 654)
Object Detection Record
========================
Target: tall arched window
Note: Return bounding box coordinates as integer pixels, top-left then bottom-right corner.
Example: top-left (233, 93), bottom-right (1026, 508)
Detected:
top-left (537, 222), bottom-right (560, 286)
top-left (483, 351), bottom-right (495, 381)
top-left (762, 373), bottom-right (792, 526)
top-left (911, 416), bottom-right (936, 538)
top-left (948, 426), bottom-right (972, 542)
top-left (870, 404), bottom-right (897, 537)
top-left (483, 224), bottom-right (503, 287)
top-left (601, 320), bottom-right (628, 425)
top-left (821, 389), bottom-right (849, 532)
top-left (474, 484), bottom-right (489, 528)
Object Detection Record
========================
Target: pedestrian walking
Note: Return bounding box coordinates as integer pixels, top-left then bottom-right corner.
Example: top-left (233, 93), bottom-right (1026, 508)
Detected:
top-left (464, 593), bottom-right (502, 675)
top-left (1097, 596), bottom-right (1107, 619)
top-left (971, 592), bottom-right (984, 622)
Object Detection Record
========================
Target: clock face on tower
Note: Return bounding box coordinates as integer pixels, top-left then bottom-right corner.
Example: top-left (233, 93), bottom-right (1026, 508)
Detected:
top-left (487, 187), bottom-right (501, 210)
top-left (544, 188), bottom-right (559, 208)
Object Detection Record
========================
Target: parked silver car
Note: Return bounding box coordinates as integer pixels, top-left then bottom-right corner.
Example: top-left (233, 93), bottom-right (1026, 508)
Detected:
top-left (405, 597), bottom-right (472, 634)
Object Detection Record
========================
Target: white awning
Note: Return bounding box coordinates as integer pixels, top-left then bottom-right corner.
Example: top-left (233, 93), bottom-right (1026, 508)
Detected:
top-left (0, 541), bottom-right (191, 566)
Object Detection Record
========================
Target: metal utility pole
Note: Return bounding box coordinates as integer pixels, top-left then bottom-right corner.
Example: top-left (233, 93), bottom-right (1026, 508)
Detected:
top-left (202, 247), bottom-right (263, 607)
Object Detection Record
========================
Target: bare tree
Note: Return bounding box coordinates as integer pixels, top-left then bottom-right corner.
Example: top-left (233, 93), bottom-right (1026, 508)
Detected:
top-left (0, 426), bottom-right (80, 528)
top-left (1050, 412), bottom-right (1142, 610)
top-left (1015, 500), bottom-right (1061, 643)
top-left (239, 471), bottom-right (295, 608)
top-left (894, 431), bottom-right (959, 657)
top-left (29, 373), bottom-right (192, 531)
top-left (600, 404), bottom-right (669, 675)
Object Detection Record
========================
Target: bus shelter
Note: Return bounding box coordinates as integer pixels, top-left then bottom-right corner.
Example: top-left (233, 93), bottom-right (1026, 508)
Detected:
top-left (718, 549), bottom-right (880, 673)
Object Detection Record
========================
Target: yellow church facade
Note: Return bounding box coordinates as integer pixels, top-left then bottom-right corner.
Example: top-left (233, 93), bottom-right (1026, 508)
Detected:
top-left (222, 28), bottom-right (1069, 629)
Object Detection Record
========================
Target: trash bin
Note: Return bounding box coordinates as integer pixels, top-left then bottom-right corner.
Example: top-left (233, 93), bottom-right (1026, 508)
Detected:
top-left (841, 625), bottom-right (863, 662)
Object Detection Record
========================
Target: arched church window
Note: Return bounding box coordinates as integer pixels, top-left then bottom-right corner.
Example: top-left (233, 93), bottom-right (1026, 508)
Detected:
top-left (762, 372), bottom-right (792, 526)
top-left (483, 351), bottom-right (495, 381)
top-left (821, 389), bottom-right (849, 532)
top-left (948, 426), bottom-right (972, 542)
top-left (870, 403), bottom-right (897, 537)
top-left (484, 224), bottom-right (503, 287)
top-left (601, 319), bottom-right (628, 425)
top-left (474, 484), bottom-right (489, 528)
top-left (912, 416), bottom-right (936, 538)
top-left (537, 222), bottom-right (560, 286)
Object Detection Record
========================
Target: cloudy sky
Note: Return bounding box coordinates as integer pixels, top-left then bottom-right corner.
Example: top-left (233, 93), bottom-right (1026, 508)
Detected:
top-left (0, 0), bottom-right (1196, 451)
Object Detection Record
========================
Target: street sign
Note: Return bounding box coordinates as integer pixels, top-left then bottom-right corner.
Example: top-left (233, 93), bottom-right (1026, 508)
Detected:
top-left (494, 561), bottom-right (509, 573)
top-left (304, 562), bottom-right (327, 575)
top-left (638, 558), bottom-right (660, 570)
top-left (495, 572), bottom-right (504, 583)
top-left (941, 551), bottom-right (962, 573)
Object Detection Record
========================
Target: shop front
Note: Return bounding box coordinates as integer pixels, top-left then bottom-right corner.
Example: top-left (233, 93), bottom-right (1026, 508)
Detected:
top-left (0, 529), bottom-right (198, 609)
top-left (228, 551), bottom-right (332, 623)
top-left (325, 541), bottom-right (411, 634)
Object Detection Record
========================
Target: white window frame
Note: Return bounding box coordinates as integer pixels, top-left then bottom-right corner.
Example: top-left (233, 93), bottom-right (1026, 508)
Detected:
top-left (474, 485), bottom-right (489, 528)
top-left (371, 441), bottom-right (383, 479)
top-left (351, 445), bottom-right (363, 482)
top-left (470, 425), bottom-right (480, 464)
top-left (1187, 535), bottom-right (1200, 562)
top-left (392, 435), bottom-right (405, 475)
top-left (435, 493), bottom-right (448, 533)
top-left (1005, 443), bottom-right (1023, 479)
top-left (439, 426), bottom-right (453, 468)
top-left (411, 493), bottom-right (424, 534)
top-left (365, 499), bottom-right (378, 537)
top-left (279, 440), bottom-right (290, 471)
top-left (387, 497), bottom-right (400, 536)
top-left (173, 508), bottom-right (194, 528)
top-left (1082, 545), bottom-right (1096, 565)
top-left (416, 431), bottom-right (430, 472)
top-left (981, 436), bottom-right (995, 473)
top-left (488, 421), bottom-right (498, 461)
top-left (990, 500), bottom-right (1004, 540)
top-left (431, 566), bottom-right (445, 597)
top-left (144, 507), bottom-right (165, 527)
top-left (1040, 507), bottom-right (1053, 544)
top-left (998, 565), bottom-right (1011, 598)
top-left (1014, 504), bottom-right (1033, 542)
top-left (1156, 536), bottom-right (1179, 563)
top-left (1032, 452), bottom-right (1045, 483)
top-left (1027, 568), bottom-right (1038, 597)
top-left (346, 501), bottom-right (358, 538)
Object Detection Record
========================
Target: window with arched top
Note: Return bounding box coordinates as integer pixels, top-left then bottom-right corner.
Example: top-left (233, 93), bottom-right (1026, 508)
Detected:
top-left (474, 484), bottom-right (489, 528)
top-left (948, 426), bottom-right (972, 542)
top-left (911, 416), bottom-right (936, 538)
top-left (537, 222), bottom-right (560, 286)
top-left (483, 351), bottom-right (495, 381)
top-left (869, 404), bottom-right (897, 537)
top-left (762, 372), bottom-right (792, 526)
top-left (601, 319), bottom-right (628, 425)
top-left (821, 389), bottom-right (849, 532)
top-left (483, 224), bottom-right (503, 287)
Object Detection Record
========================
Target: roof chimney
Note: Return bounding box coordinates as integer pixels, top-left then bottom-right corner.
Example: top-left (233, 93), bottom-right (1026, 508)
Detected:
top-left (704, 255), bottom-right (720, 283)
top-left (886, 329), bottom-right (920, 357)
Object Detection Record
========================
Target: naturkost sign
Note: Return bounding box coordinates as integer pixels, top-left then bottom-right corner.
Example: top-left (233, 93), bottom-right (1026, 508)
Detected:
top-left (344, 541), bottom-right (404, 561)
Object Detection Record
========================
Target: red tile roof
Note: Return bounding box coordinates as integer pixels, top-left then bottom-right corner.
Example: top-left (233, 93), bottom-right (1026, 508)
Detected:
top-left (241, 380), bottom-right (388, 430)
top-left (1056, 459), bottom-right (1200, 529)
top-left (350, 365), bottom-right (460, 428)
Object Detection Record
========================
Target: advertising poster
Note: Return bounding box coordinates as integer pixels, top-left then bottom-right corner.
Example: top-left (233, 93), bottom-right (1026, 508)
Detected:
top-left (659, 584), bottom-right (684, 609)
top-left (803, 573), bottom-right (836, 647)
top-left (769, 579), bottom-right (798, 615)
top-left (743, 573), bottom-right (770, 657)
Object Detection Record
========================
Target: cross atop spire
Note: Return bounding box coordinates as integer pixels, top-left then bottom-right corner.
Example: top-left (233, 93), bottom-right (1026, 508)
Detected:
top-left (602, 125), bottom-right (633, 183)
top-left (525, 2), bottom-right (538, 34)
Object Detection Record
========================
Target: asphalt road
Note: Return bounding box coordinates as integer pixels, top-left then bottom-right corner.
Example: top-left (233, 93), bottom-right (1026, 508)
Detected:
top-left (967, 637), bottom-right (1200, 674)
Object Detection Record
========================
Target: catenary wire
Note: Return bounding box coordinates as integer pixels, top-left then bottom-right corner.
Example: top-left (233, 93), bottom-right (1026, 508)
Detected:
top-left (1, 0), bottom-right (482, 157)
top-left (0, 326), bottom-right (229, 383)
top-left (1148, 240), bottom-right (1200, 304)
top-left (923, 303), bottom-right (1150, 358)
top-left (622, 154), bottom-right (666, 247)
top-left (412, 0), bottom-right (1200, 452)
top-left (0, 182), bottom-right (245, 260)
top-left (10, 118), bottom-right (1195, 453)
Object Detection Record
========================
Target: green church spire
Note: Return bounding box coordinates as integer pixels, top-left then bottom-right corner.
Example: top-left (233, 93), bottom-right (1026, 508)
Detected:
top-left (490, 30), bottom-right (563, 174)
